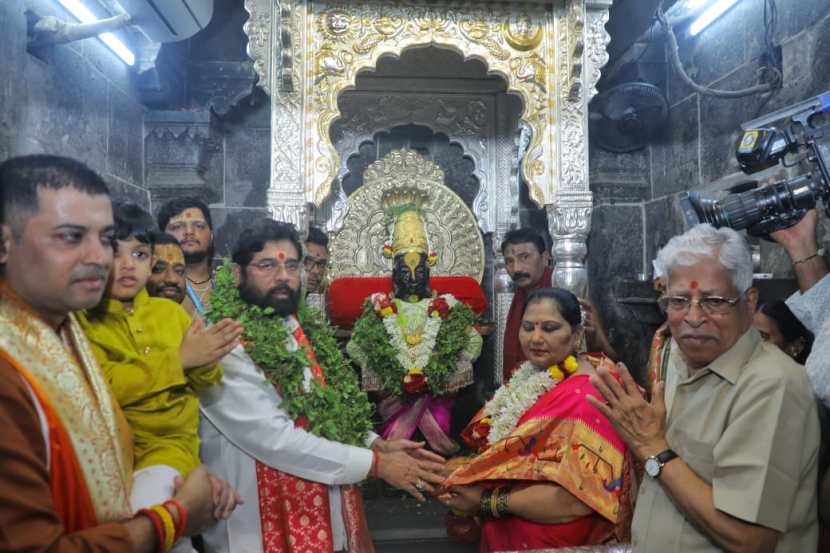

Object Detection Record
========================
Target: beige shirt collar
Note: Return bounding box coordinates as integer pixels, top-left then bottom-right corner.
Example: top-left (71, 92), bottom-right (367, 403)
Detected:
top-left (673, 327), bottom-right (761, 384)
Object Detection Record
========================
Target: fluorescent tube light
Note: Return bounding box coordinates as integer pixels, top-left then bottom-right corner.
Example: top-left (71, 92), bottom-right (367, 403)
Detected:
top-left (689, 0), bottom-right (741, 36)
top-left (56, 0), bottom-right (135, 65)
top-left (686, 0), bottom-right (711, 9)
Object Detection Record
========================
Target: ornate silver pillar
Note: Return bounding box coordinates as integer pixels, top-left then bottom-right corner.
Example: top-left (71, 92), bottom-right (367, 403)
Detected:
top-left (545, 0), bottom-right (612, 298)
top-left (547, 203), bottom-right (592, 298)
top-left (244, 0), bottom-right (311, 237)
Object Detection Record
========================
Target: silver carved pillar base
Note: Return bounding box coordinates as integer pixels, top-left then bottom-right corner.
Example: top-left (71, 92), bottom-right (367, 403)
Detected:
top-left (493, 261), bottom-right (514, 386)
top-left (269, 196), bottom-right (313, 241)
top-left (547, 203), bottom-right (592, 299)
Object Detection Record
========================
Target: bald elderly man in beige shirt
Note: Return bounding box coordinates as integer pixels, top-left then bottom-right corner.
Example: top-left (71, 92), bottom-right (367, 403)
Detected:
top-left (590, 224), bottom-right (820, 553)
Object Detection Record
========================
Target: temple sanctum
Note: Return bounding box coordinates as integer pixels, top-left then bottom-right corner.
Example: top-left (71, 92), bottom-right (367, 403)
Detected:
top-left (2, 0), bottom-right (829, 551)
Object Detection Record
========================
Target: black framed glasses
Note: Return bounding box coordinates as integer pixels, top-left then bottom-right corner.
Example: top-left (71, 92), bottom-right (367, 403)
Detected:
top-left (658, 294), bottom-right (743, 316)
top-left (303, 257), bottom-right (328, 271)
top-left (249, 259), bottom-right (301, 275)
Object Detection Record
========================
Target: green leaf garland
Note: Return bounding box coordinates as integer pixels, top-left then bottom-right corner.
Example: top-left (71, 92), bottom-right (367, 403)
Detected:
top-left (350, 298), bottom-right (477, 397)
top-left (206, 261), bottom-right (373, 446)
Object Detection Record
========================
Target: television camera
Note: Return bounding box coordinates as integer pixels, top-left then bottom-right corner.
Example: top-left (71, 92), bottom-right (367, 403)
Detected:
top-left (683, 91), bottom-right (830, 237)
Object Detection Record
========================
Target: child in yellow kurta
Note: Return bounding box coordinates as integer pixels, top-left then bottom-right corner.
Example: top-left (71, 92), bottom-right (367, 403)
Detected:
top-left (78, 203), bottom-right (241, 550)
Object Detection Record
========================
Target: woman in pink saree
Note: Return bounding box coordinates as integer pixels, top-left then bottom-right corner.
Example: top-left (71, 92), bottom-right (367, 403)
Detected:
top-left (441, 288), bottom-right (636, 551)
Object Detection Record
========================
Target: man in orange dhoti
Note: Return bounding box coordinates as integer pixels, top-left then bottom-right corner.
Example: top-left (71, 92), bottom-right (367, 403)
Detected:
top-left (0, 155), bottom-right (235, 552)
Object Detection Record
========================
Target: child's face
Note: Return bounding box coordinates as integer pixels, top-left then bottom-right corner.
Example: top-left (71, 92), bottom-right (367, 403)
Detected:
top-left (108, 236), bottom-right (152, 302)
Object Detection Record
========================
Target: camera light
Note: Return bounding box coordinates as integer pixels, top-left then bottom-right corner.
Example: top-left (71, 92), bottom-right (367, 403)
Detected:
top-left (55, 0), bottom-right (135, 65)
top-left (689, 0), bottom-right (741, 36)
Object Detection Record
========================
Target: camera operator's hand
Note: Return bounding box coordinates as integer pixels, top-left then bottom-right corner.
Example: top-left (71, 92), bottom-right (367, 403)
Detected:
top-left (770, 208), bottom-right (819, 260)
top-left (770, 208), bottom-right (828, 293)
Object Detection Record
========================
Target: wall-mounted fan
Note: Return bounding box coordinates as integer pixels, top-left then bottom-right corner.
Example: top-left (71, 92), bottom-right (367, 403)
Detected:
top-left (590, 82), bottom-right (669, 153)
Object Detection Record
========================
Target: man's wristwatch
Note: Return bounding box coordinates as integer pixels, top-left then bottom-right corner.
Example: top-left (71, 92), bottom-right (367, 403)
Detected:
top-left (644, 449), bottom-right (678, 479)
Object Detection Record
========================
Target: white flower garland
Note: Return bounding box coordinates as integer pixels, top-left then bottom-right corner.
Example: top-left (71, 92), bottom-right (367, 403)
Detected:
top-left (483, 361), bottom-right (558, 445)
top-left (380, 295), bottom-right (458, 371)
top-left (382, 313), bottom-right (441, 370)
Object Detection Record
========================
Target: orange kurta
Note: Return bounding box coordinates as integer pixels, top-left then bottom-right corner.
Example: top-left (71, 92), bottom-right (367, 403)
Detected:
top-left (0, 283), bottom-right (133, 550)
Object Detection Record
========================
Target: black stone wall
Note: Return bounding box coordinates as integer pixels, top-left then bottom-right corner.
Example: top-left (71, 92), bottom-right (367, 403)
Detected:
top-left (142, 0), bottom-right (270, 259)
top-left (589, 0), bottom-right (830, 377)
top-left (651, 0), bottom-right (830, 270)
top-left (0, 0), bottom-right (148, 207)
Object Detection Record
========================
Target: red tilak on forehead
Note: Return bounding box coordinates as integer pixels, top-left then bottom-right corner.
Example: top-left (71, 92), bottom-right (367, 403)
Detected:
top-left (690, 280), bottom-right (699, 289)
top-left (185, 211), bottom-right (192, 219)
top-left (277, 251), bottom-right (285, 261)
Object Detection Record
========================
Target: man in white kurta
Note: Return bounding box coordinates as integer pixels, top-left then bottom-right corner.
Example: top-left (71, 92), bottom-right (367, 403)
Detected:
top-left (198, 220), bottom-right (444, 553)
top-left (199, 324), bottom-right (376, 553)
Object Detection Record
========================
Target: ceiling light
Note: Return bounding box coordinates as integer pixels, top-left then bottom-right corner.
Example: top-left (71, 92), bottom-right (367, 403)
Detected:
top-left (56, 0), bottom-right (134, 65)
top-left (689, 0), bottom-right (741, 36)
top-left (686, 0), bottom-right (711, 9)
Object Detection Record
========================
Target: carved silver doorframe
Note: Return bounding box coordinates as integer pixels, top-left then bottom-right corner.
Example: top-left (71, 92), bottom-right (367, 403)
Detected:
top-left (243, 0), bottom-right (614, 380)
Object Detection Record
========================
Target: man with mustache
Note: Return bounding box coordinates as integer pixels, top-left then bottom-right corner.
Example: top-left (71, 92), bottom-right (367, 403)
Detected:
top-left (158, 197), bottom-right (216, 316)
top-left (501, 228), bottom-right (554, 381)
top-left (199, 219), bottom-right (447, 553)
top-left (501, 227), bottom-right (616, 381)
top-left (0, 155), bottom-right (236, 552)
top-left (147, 232), bottom-right (187, 304)
top-left (589, 224), bottom-right (820, 553)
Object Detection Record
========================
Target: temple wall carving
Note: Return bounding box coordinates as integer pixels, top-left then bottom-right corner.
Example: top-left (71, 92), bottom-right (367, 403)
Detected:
top-left (244, 0), bottom-right (613, 212)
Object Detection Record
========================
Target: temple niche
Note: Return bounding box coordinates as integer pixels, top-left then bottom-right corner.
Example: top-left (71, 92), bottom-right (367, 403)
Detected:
top-left (243, 0), bottom-right (614, 384)
top-left (322, 47), bottom-right (525, 331)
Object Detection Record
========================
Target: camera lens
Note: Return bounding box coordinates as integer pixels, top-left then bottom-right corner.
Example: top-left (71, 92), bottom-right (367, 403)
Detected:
top-left (688, 175), bottom-right (820, 235)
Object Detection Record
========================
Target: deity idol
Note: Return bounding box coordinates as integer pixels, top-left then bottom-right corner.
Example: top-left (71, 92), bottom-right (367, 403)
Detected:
top-left (347, 189), bottom-right (483, 455)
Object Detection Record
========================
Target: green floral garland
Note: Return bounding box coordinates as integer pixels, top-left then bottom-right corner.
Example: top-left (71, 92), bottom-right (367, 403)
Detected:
top-left (350, 297), bottom-right (477, 397)
top-left (206, 261), bottom-right (373, 446)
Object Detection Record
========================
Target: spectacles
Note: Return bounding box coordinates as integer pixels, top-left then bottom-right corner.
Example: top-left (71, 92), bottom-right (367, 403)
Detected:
top-left (658, 294), bottom-right (744, 316)
top-left (304, 257), bottom-right (328, 271)
top-left (249, 259), bottom-right (301, 275)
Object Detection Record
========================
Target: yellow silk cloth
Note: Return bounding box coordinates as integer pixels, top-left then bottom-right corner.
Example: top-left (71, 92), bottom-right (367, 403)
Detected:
top-left (0, 284), bottom-right (133, 523)
top-left (78, 288), bottom-right (222, 475)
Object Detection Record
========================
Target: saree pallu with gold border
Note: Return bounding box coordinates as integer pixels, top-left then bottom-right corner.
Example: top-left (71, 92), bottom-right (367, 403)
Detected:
top-left (445, 355), bottom-right (635, 551)
top-left (0, 284), bottom-right (133, 530)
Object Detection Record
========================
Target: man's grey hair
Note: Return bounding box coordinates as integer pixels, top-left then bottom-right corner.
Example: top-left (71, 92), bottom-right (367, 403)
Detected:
top-left (654, 224), bottom-right (753, 292)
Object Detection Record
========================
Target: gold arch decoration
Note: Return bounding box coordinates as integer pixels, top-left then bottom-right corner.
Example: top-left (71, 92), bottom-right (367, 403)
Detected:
top-left (328, 149), bottom-right (486, 282)
top-left (307, 1), bottom-right (555, 208)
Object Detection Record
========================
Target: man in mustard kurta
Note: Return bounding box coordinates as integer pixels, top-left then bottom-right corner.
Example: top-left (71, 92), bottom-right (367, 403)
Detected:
top-left (78, 202), bottom-right (242, 552)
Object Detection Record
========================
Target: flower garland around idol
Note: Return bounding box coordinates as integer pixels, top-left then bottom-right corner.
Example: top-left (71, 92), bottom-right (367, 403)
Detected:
top-left (350, 291), bottom-right (477, 397)
top-left (476, 355), bottom-right (579, 447)
top-left (206, 260), bottom-right (373, 446)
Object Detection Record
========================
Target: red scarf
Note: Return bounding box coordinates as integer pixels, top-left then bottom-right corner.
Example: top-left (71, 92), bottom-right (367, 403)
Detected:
top-left (502, 266), bottom-right (553, 382)
top-left (255, 323), bottom-right (374, 553)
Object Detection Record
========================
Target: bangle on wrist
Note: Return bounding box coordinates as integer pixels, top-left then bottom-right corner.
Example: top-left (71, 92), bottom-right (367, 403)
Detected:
top-left (137, 508), bottom-right (165, 553)
top-left (495, 488), bottom-right (510, 518)
top-left (490, 488), bottom-right (500, 518)
top-left (479, 488), bottom-right (492, 517)
top-left (150, 505), bottom-right (176, 552)
top-left (163, 499), bottom-right (187, 540)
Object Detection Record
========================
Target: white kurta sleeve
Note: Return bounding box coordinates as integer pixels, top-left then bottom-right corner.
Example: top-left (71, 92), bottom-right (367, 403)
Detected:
top-left (199, 346), bottom-right (373, 485)
top-left (787, 273), bottom-right (830, 407)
